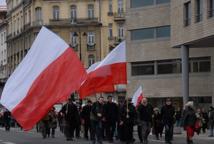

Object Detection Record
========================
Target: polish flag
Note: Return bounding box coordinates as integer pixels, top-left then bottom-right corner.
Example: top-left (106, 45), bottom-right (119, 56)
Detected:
top-left (0, 27), bottom-right (87, 130)
top-left (79, 41), bottom-right (127, 99)
top-left (132, 86), bottom-right (144, 107)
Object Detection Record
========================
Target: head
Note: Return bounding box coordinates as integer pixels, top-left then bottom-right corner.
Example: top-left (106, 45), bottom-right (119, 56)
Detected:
top-left (87, 100), bottom-right (92, 106)
top-left (185, 101), bottom-right (194, 109)
top-left (107, 95), bottom-right (113, 103)
top-left (98, 96), bottom-right (104, 104)
top-left (154, 107), bottom-right (159, 114)
top-left (166, 98), bottom-right (172, 106)
top-left (141, 97), bottom-right (148, 106)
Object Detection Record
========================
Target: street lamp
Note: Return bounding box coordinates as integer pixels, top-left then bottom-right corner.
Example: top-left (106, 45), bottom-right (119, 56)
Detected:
top-left (73, 31), bottom-right (87, 61)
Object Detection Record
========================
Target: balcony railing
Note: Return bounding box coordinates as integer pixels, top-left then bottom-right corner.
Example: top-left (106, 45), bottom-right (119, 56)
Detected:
top-left (114, 12), bottom-right (125, 21)
top-left (49, 18), bottom-right (99, 26)
top-left (87, 43), bottom-right (96, 51)
top-left (32, 20), bottom-right (43, 26)
top-left (24, 22), bottom-right (31, 29)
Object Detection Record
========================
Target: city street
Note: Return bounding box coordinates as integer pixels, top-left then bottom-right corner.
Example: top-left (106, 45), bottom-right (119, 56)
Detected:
top-left (0, 127), bottom-right (214, 144)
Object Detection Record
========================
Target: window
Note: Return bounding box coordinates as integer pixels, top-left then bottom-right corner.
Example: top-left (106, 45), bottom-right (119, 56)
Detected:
top-left (157, 60), bottom-right (181, 74)
top-left (131, 28), bottom-right (154, 40)
top-left (184, 2), bottom-right (191, 26)
top-left (156, 26), bottom-right (170, 38)
top-left (131, 26), bottom-right (170, 40)
top-left (53, 6), bottom-right (60, 20)
top-left (195, 0), bottom-right (203, 22)
top-left (131, 0), bottom-right (169, 8)
top-left (70, 5), bottom-right (77, 22)
top-left (88, 54), bottom-right (95, 67)
top-left (70, 32), bottom-right (78, 48)
top-left (118, 0), bottom-right (124, 13)
top-left (190, 57), bottom-right (211, 72)
top-left (88, 4), bottom-right (94, 19)
top-left (131, 62), bottom-right (155, 76)
top-left (208, 0), bottom-right (214, 17)
top-left (87, 32), bottom-right (95, 45)
top-left (118, 24), bottom-right (124, 39)
top-left (109, 0), bottom-right (113, 13)
top-left (156, 0), bottom-right (170, 4)
top-left (108, 23), bottom-right (113, 39)
top-left (35, 7), bottom-right (42, 21)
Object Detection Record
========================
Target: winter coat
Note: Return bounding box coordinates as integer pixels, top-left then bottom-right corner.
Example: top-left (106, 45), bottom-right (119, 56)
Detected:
top-left (161, 104), bottom-right (175, 125)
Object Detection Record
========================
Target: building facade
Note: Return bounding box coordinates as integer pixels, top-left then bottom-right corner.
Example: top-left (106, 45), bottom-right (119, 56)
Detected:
top-left (126, 0), bottom-right (214, 108)
top-left (6, 0), bottom-right (126, 77)
top-left (0, 6), bottom-right (7, 86)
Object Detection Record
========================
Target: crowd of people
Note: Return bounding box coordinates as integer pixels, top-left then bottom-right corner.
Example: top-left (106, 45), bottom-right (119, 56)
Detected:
top-left (1, 96), bottom-right (214, 144)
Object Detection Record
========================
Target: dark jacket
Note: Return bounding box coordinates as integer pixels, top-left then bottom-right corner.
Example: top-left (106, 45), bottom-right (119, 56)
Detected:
top-left (119, 103), bottom-right (137, 125)
top-left (104, 102), bottom-right (119, 123)
top-left (161, 104), bottom-right (175, 125)
top-left (81, 104), bottom-right (92, 124)
top-left (137, 103), bottom-right (153, 122)
top-left (91, 101), bottom-right (104, 121)
top-left (183, 107), bottom-right (196, 128)
top-left (60, 102), bottom-right (79, 124)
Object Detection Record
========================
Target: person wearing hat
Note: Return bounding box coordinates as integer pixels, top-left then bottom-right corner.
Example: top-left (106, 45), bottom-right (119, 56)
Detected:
top-left (161, 98), bottom-right (175, 144)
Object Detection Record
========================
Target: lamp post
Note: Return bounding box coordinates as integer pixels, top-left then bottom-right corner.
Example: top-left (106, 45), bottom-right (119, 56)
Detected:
top-left (73, 31), bottom-right (87, 61)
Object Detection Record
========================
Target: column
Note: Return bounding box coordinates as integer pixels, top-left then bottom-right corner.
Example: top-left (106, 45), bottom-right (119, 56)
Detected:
top-left (181, 45), bottom-right (189, 106)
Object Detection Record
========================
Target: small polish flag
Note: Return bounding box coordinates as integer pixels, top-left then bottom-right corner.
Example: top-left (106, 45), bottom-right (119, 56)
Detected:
top-left (0, 27), bottom-right (87, 130)
top-left (131, 86), bottom-right (144, 107)
top-left (79, 41), bottom-right (127, 99)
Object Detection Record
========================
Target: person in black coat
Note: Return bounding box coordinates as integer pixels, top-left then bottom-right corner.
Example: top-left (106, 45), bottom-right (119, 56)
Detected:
top-left (161, 98), bottom-right (175, 144)
top-left (60, 98), bottom-right (79, 141)
top-left (104, 95), bottom-right (119, 143)
top-left (119, 99), bottom-right (137, 144)
top-left (152, 108), bottom-right (163, 140)
top-left (137, 97), bottom-right (153, 144)
top-left (81, 100), bottom-right (92, 140)
top-left (3, 110), bottom-right (11, 131)
top-left (183, 101), bottom-right (196, 144)
top-left (90, 96), bottom-right (105, 144)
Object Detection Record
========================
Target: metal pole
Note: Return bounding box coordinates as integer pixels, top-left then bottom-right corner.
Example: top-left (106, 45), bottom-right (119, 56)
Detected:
top-left (181, 45), bottom-right (189, 106)
top-left (79, 29), bottom-right (82, 61)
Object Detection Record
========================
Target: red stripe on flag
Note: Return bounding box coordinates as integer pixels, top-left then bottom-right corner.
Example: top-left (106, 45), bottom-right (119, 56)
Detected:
top-left (79, 62), bottom-right (126, 99)
top-left (12, 48), bottom-right (86, 130)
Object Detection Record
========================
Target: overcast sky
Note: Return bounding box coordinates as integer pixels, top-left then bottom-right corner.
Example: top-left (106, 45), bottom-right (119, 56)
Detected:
top-left (0, 0), bottom-right (6, 5)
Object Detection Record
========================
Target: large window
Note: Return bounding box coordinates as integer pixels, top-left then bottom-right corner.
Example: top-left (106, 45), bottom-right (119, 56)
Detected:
top-left (109, 0), bottom-right (113, 13)
top-left (195, 0), bottom-right (203, 22)
top-left (70, 5), bottom-right (77, 22)
top-left (157, 60), bottom-right (181, 74)
top-left (108, 23), bottom-right (113, 39)
top-left (118, 24), bottom-right (124, 39)
top-left (190, 57), bottom-right (211, 72)
top-left (131, 62), bottom-right (155, 76)
top-left (184, 2), bottom-right (191, 26)
top-left (118, 0), bottom-right (124, 13)
top-left (88, 4), bottom-right (94, 19)
top-left (87, 32), bottom-right (95, 45)
top-left (208, 0), bottom-right (214, 17)
top-left (131, 0), bottom-right (170, 8)
top-left (53, 6), bottom-right (60, 20)
top-left (131, 26), bottom-right (170, 40)
top-left (70, 32), bottom-right (78, 48)
top-left (35, 7), bottom-right (42, 21)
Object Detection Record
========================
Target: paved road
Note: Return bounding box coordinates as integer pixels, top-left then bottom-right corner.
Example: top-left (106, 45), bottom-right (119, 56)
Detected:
top-left (0, 127), bottom-right (214, 144)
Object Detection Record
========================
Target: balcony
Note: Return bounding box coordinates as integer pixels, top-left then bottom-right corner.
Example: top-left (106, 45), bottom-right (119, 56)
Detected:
top-left (49, 18), bottom-right (100, 26)
top-left (24, 22), bottom-right (31, 29)
top-left (32, 20), bottom-right (43, 26)
top-left (114, 12), bottom-right (125, 22)
top-left (87, 43), bottom-right (96, 51)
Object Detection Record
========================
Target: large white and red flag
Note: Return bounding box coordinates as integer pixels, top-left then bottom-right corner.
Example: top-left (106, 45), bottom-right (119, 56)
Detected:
top-left (0, 27), bottom-right (87, 130)
top-left (132, 86), bottom-right (144, 107)
top-left (79, 41), bottom-right (127, 99)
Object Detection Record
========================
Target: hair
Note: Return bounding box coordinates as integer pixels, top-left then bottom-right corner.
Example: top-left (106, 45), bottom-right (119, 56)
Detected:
top-left (107, 95), bottom-right (112, 98)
